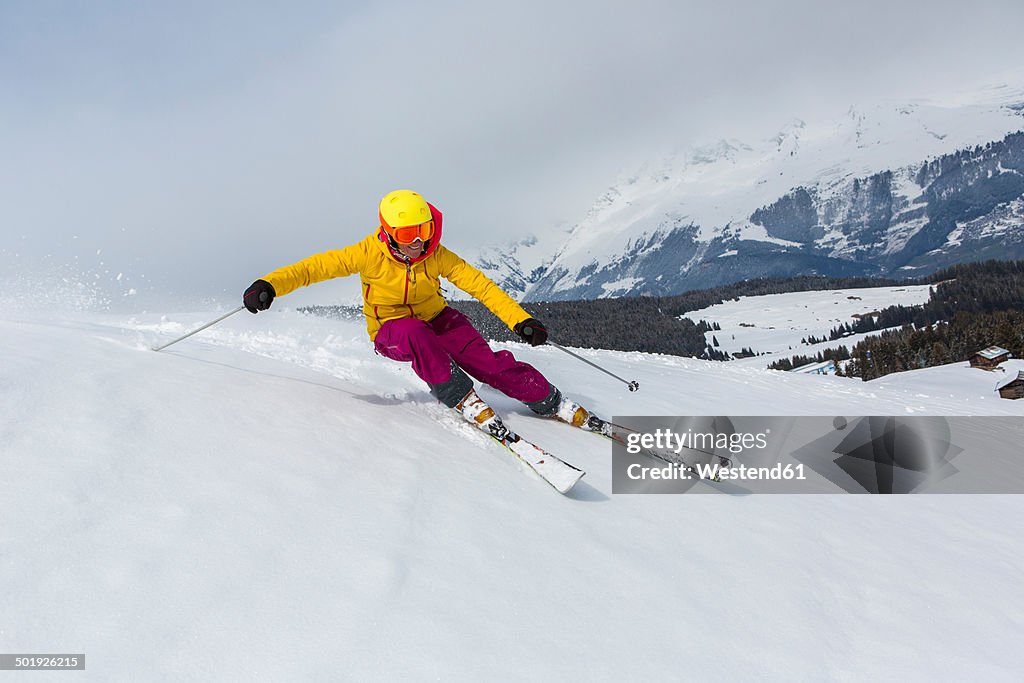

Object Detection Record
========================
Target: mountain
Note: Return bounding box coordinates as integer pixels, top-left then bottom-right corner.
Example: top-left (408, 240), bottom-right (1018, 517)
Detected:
top-left (472, 85), bottom-right (1024, 301)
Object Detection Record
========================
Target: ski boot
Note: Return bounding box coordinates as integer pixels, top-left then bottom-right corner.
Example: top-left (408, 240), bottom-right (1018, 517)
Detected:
top-left (456, 389), bottom-right (511, 441)
top-left (554, 395), bottom-right (614, 437)
top-left (526, 384), bottom-right (614, 437)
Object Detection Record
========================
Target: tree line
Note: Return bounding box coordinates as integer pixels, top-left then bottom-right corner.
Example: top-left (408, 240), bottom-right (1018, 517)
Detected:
top-left (764, 260), bottom-right (1024, 378)
top-left (299, 260), bottom-right (1023, 371)
top-left (447, 274), bottom-right (901, 358)
top-left (843, 310), bottom-right (1024, 380)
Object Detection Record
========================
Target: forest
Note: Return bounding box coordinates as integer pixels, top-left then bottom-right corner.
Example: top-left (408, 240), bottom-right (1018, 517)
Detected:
top-left (766, 260), bottom-right (1024, 379)
top-left (301, 260), bottom-right (1024, 380)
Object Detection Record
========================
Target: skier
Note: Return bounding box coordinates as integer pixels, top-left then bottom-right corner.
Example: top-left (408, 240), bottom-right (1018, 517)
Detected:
top-left (243, 189), bottom-right (600, 440)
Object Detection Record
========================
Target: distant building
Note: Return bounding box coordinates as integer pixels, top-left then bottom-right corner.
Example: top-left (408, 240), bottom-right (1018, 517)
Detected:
top-left (998, 371), bottom-right (1024, 400)
top-left (969, 346), bottom-right (1011, 370)
top-left (791, 360), bottom-right (835, 375)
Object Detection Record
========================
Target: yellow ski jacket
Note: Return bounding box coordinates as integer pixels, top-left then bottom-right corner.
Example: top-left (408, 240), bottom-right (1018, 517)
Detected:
top-left (261, 230), bottom-right (531, 341)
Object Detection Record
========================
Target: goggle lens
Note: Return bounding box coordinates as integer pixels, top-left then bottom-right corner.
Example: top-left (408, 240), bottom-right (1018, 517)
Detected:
top-left (391, 219), bottom-right (435, 245)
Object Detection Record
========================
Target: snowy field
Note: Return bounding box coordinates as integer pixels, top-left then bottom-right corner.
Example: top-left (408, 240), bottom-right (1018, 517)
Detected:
top-left (682, 284), bottom-right (935, 366)
top-left (2, 306), bottom-right (1023, 681)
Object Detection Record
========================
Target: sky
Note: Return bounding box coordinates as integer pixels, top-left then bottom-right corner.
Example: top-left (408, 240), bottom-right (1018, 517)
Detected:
top-left (3, 0), bottom-right (1024, 310)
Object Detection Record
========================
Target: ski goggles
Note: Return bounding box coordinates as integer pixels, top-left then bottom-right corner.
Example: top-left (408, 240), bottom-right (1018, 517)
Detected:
top-left (381, 218), bottom-right (436, 245)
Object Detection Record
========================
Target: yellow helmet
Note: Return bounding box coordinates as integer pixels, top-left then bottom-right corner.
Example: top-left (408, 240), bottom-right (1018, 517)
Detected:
top-left (379, 190), bottom-right (431, 229)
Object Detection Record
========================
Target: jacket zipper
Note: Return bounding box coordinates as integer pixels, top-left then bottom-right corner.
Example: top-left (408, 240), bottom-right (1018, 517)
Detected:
top-left (403, 262), bottom-right (413, 304)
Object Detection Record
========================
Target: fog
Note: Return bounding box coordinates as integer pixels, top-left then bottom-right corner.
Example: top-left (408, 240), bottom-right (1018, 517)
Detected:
top-left (3, 0), bottom-right (1023, 310)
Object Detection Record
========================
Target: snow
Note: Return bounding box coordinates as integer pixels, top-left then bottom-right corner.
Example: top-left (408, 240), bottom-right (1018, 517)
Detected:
top-left (683, 284), bottom-right (934, 361)
top-left (3, 303), bottom-right (1023, 680)
top-left (733, 219), bottom-right (805, 247)
top-left (945, 198), bottom-right (1024, 248)
top-left (791, 359), bottom-right (835, 375)
top-left (871, 359), bottom-right (1024, 403)
top-left (600, 277), bottom-right (645, 295)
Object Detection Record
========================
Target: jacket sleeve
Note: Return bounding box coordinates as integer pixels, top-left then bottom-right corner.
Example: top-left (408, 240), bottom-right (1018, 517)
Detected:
top-left (436, 246), bottom-right (531, 330)
top-left (261, 242), bottom-right (367, 297)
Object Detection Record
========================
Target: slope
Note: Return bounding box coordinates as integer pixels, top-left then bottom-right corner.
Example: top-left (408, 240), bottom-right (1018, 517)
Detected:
top-left (1, 309), bottom-right (1022, 680)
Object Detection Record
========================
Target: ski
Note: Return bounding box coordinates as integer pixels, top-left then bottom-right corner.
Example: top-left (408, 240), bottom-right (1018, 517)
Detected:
top-left (455, 389), bottom-right (585, 494)
top-left (493, 429), bottom-right (585, 494)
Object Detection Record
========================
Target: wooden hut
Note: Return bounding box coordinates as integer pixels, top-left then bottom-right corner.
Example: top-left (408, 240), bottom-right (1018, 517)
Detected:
top-left (998, 371), bottom-right (1024, 400)
top-left (969, 346), bottom-right (1010, 370)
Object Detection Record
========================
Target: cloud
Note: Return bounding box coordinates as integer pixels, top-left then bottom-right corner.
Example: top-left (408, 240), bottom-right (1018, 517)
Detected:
top-left (2, 0), bottom-right (1023, 307)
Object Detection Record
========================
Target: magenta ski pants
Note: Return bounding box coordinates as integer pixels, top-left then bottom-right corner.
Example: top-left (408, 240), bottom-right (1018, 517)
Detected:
top-left (373, 307), bottom-right (550, 403)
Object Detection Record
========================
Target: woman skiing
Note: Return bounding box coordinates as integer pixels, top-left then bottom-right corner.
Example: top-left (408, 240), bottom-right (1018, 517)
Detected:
top-left (243, 189), bottom-right (601, 439)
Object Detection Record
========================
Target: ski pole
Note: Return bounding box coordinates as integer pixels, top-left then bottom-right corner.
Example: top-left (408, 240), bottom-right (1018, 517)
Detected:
top-left (152, 306), bottom-right (245, 352)
top-left (547, 340), bottom-right (640, 392)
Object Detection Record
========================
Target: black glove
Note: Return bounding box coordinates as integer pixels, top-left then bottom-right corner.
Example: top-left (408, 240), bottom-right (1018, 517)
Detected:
top-left (514, 318), bottom-right (548, 346)
top-left (243, 279), bottom-right (276, 313)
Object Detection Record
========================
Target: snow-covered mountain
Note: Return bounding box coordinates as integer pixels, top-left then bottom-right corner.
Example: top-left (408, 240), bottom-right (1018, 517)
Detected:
top-left (473, 84), bottom-right (1024, 301)
top-left (3, 303), bottom-right (1024, 679)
